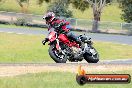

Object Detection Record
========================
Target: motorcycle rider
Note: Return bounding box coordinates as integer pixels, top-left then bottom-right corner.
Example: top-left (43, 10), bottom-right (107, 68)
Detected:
top-left (42, 12), bottom-right (82, 46)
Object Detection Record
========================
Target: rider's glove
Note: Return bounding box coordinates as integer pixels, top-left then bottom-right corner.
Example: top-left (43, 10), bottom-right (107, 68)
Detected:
top-left (42, 38), bottom-right (49, 45)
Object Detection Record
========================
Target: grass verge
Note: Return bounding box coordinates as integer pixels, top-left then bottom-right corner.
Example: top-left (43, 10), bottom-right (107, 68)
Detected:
top-left (0, 32), bottom-right (132, 63)
top-left (0, 32), bottom-right (52, 63)
top-left (0, 70), bottom-right (131, 88)
top-left (94, 41), bottom-right (132, 60)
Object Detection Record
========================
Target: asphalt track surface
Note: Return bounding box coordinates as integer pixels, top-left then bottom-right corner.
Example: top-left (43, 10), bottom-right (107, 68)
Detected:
top-left (0, 28), bottom-right (132, 64)
top-left (0, 28), bottom-right (132, 45)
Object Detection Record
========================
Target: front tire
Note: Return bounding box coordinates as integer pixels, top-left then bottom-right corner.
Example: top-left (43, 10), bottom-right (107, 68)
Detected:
top-left (48, 45), bottom-right (67, 63)
top-left (84, 47), bottom-right (99, 63)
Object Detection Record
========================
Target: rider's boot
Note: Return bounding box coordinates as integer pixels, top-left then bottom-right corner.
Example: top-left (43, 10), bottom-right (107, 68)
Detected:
top-left (76, 39), bottom-right (82, 47)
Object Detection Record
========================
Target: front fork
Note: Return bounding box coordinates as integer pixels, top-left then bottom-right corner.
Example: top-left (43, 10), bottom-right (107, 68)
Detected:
top-left (55, 39), bottom-right (65, 54)
top-left (56, 39), bottom-right (61, 50)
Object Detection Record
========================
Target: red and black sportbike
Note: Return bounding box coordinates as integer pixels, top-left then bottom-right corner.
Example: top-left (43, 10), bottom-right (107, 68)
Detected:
top-left (43, 30), bottom-right (99, 63)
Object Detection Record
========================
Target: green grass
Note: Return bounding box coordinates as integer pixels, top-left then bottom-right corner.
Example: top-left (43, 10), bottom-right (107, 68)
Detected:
top-left (0, 0), bottom-right (123, 22)
top-left (0, 32), bottom-right (132, 63)
top-left (0, 0), bottom-right (48, 14)
top-left (0, 70), bottom-right (132, 88)
top-left (0, 32), bottom-right (53, 63)
top-left (94, 41), bottom-right (132, 60)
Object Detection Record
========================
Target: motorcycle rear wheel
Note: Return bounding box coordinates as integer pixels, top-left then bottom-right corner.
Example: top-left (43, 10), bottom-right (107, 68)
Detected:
top-left (49, 45), bottom-right (67, 63)
top-left (83, 47), bottom-right (99, 63)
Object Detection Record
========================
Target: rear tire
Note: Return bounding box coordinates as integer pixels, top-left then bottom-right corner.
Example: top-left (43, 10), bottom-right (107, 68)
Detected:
top-left (49, 45), bottom-right (67, 63)
top-left (84, 47), bottom-right (99, 63)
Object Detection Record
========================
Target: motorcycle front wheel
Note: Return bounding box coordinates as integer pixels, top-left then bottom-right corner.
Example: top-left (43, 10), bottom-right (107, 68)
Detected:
top-left (48, 45), bottom-right (67, 63)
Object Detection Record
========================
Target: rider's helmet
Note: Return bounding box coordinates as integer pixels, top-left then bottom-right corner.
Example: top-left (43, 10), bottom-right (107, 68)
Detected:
top-left (43, 12), bottom-right (55, 23)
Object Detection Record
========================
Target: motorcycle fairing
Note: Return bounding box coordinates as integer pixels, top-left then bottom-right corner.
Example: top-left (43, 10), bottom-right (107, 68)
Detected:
top-left (58, 34), bottom-right (80, 48)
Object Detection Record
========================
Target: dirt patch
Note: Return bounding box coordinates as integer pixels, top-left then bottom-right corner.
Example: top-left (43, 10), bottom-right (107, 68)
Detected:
top-left (0, 64), bottom-right (132, 77)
